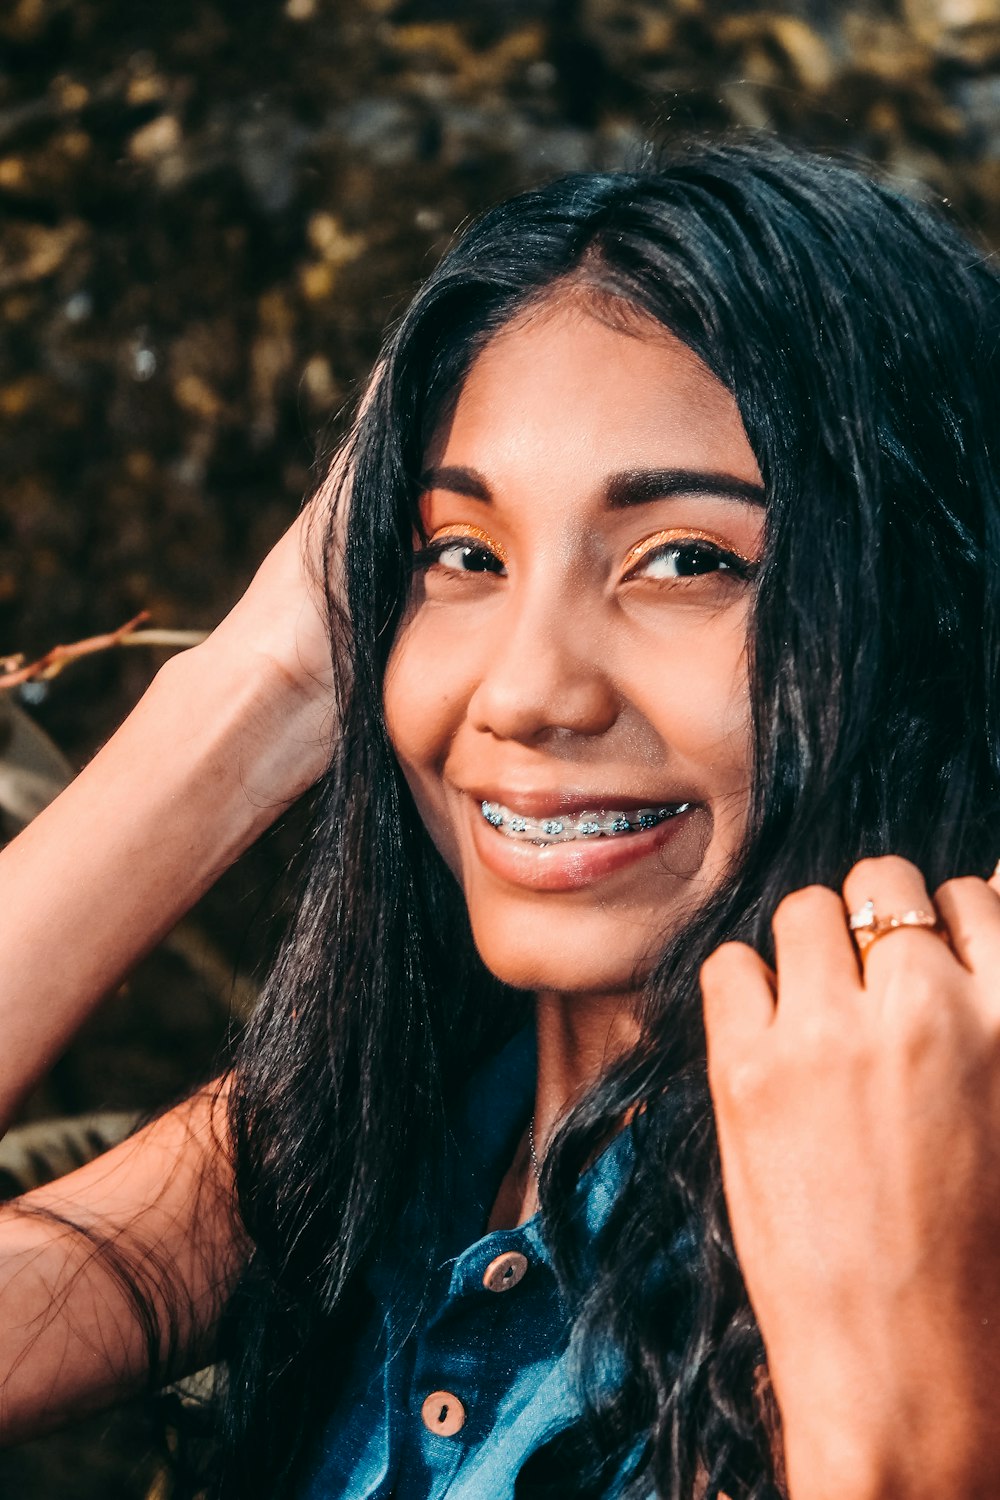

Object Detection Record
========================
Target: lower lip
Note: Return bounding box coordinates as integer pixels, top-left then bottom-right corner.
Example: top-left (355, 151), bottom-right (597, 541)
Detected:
top-left (469, 805), bottom-right (696, 892)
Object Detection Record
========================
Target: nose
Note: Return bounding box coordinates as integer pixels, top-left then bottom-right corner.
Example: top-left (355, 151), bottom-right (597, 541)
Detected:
top-left (466, 576), bottom-right (620, 745)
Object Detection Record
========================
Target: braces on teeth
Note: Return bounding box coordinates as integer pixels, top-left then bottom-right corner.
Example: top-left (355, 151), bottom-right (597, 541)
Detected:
top-left (480, 800), bottom-right (691, 843)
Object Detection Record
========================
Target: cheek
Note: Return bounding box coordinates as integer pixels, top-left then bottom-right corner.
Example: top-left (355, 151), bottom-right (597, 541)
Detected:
top-left (680, 667), bottom-right (752, 780)
top-left (384, 632), bottom-right (444, 773)
top-left (632, 612), bottom-right (753, 783)
top-left (383, 616), bottom-right (472, 850)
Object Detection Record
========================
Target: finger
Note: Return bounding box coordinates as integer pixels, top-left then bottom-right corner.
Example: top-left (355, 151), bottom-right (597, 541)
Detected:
top-left (770, 884), bottom-right (861, 1016)
top-left (933, 875), bottom-right (1000, 974)
top-left (989, 858), bottom-right (1000, 901)
top-left (842, 855), bottom-right (953, 990)
top-left (701, 941), bottom-right (776, 1077)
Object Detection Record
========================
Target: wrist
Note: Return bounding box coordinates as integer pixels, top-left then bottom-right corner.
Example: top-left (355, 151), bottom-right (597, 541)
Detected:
top-left (0, 639), bottom-right (333, 1125)
top-left (162, 635), bottom-right (335, 817)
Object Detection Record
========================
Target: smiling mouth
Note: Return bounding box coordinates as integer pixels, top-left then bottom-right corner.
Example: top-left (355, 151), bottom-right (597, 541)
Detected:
top-left (480, 800), bottom-right (692, 844)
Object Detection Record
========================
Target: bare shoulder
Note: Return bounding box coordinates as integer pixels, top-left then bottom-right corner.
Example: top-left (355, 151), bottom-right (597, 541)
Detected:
top-left (0, 1078), bottom-right (246, 1444)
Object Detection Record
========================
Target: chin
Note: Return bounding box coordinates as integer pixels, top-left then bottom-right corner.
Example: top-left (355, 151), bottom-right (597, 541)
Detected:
top-left (467, 905), bottom-right (669, 997)
top-left (446, 802), bottom-right (730, 998)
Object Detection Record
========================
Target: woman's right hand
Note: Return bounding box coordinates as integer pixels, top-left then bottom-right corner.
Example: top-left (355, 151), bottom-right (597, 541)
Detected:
top-left (192, 450), bottom-right (349, 804)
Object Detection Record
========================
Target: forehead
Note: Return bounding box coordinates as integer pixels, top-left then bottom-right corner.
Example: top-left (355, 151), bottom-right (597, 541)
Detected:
top-left (424, 298), bottom-right (762, 490)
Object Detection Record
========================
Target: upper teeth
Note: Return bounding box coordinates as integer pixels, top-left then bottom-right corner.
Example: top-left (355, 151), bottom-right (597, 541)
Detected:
top-left (480, 800), bottom-right (690, 842)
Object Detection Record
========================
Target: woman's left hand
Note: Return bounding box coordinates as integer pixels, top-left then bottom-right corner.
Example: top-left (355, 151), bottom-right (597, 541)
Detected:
top-left (701, 856), bottom-right (1000, 1500)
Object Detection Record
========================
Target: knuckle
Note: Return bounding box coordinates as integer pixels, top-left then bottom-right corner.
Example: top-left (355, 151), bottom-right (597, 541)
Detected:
top-left (845, 854), bottom-right (922, 892)
top-left (793, 1009), bottom-right (841, 1059)
top-left (701, 941), bottom-right (752, 985)
top-left (716, 1054), bottom-right (768, 1110)
top-left (933, 874), bottom-right (984, 906)
top-left (772, 884), bottom-right (838, 929)
top-left (898, 1005), bottom-right (947, 1067)
top-left (883, 967), bottom-right (950, 1043)
top-left (895, 964), bottom-right (941, 1011)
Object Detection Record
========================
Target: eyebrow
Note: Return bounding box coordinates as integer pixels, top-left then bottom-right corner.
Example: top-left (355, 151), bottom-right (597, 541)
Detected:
top-left (605, 468), bottom-right (765, 510)
top-left (419, 465), bottom-right (492, 502)
top-left (419, 464), bottom-right (765, 509)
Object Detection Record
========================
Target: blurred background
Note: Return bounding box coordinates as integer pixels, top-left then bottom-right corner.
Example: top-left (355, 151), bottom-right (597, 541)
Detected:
top-left (0, 0), bottom-right (998, 1493)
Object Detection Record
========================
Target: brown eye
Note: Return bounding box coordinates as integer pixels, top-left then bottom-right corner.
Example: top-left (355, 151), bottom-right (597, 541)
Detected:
top-left (415, 539), bottom-right (506, 576)
top-left (625, 539), bottom-right (755, 583)
top-left (439, 541), bottom-right (505, 575)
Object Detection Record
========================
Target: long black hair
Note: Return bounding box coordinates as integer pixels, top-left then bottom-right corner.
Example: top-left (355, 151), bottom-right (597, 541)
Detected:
top-left (213, 138), bottom-right (1000, 1499)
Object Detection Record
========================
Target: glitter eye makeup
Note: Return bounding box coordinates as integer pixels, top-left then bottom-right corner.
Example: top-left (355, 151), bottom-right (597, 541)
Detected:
top-left (427, 523), bottom-right (509, 566)
top-left (621, 526), bottom-right (758, 576)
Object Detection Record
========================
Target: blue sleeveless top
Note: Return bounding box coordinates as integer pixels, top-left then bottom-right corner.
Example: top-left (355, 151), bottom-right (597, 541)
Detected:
top-left (296, 1027), bottom-right (687, 1499)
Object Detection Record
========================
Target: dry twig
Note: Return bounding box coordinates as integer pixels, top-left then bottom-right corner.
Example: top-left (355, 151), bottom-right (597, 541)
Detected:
top-left (0, 613), bottom-right (208, 689)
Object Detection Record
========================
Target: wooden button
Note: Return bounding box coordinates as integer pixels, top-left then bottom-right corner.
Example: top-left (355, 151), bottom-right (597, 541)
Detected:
top-left (482, 1249), bottom-right (528, 1293)
top-left (421, 1390), bottom-right (466, 1437)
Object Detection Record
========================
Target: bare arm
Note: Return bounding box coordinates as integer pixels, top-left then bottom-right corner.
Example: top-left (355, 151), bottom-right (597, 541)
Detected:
top-left (0, 498), bottom-right (337, 1134)
top-left (0, 1083), bottom-right (241, 1442)
top-left (0, 482), bottom-right (342, 1437)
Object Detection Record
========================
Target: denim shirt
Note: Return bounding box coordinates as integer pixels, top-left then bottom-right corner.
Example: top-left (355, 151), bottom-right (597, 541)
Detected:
top-left (297, 1027), bottom-right (657, 1500)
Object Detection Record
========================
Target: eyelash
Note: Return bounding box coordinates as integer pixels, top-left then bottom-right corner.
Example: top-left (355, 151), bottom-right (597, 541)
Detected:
top-left (412, 538), bottom-right (506, 577)
top-left (411, 532), bottom-right (758, 584)
top-left (621, 532), bottom-right (758, 584)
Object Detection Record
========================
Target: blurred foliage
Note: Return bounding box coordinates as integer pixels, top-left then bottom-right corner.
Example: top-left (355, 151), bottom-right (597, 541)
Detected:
top-left (1, 0), bottom-right (1000, 1492)
top-left (2, 0), bottom-right (1000, 695)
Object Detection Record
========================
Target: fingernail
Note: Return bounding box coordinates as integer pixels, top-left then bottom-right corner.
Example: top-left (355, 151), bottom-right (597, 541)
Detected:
top-left (993, 858), bottom-right (1000, 880)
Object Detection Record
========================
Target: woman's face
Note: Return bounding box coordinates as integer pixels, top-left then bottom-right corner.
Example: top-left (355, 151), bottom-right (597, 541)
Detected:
top-left (384, 297), bottom-right (764, 997)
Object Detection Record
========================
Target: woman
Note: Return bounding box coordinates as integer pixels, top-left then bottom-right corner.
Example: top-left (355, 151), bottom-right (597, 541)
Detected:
top-left (2, 136), bottom-right (1000, 1500)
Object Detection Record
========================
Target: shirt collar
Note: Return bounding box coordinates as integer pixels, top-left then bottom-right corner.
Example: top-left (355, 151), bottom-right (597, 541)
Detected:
top-left (443, 1025), bottom-right (635, 1276)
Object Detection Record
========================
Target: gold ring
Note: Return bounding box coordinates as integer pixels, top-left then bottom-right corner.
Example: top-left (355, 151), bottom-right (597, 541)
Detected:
top-left (848, 899), bottom-right (943, 960)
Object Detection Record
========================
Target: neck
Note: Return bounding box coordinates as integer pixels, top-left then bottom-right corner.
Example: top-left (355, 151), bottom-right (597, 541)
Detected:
top-left (489, 989), bottom-right (639, 1232)
top-left (532, 988), bottom-right (640, 1155)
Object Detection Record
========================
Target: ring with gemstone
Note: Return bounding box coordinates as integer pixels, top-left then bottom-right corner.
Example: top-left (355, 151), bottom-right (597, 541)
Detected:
top-left (847, 899), bottom-right (944, 960)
